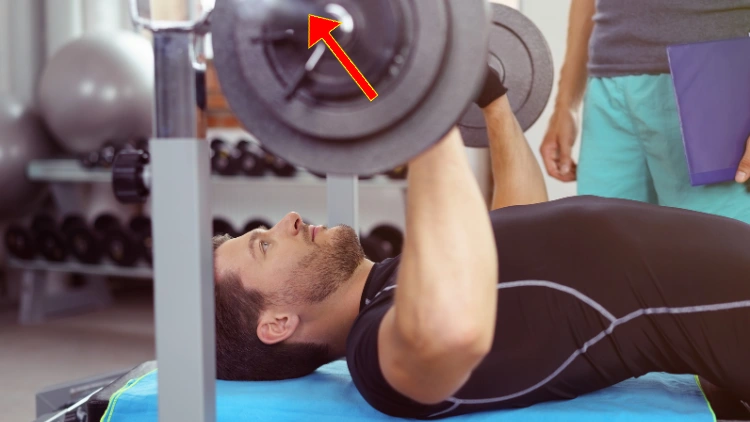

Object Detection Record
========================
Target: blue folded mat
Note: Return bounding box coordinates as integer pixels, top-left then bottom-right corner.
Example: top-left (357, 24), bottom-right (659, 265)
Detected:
top-left (103, 361), bottom-right (714, 422)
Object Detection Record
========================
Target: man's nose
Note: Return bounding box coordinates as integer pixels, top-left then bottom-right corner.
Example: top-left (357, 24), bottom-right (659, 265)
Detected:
top-left (279, 212), bottom-right (302, 236)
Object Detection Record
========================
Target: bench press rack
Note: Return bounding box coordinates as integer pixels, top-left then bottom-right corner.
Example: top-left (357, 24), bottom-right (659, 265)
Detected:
top-left (126, 2), bottom-right (360, 421)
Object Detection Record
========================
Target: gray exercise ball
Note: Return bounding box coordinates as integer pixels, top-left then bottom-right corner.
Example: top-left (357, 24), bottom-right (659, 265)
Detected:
top-left (38, 31), bottom-right (154, 153)
top-left (0, 96), bottom-right (55, 219)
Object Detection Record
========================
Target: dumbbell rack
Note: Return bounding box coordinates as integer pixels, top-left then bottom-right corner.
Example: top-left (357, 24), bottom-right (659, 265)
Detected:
top-left (26, 158), bottom-right (408, 189)
top-left (7, 149), bottom-right (407, 326)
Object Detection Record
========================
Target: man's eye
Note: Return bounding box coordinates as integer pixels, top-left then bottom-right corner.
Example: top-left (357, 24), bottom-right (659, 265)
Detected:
top-left (261, 241), bottom-right (269, 252)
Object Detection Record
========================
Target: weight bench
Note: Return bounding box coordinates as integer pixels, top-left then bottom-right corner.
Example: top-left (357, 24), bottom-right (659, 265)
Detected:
top-left (68, 361), bottom-right (719, 422)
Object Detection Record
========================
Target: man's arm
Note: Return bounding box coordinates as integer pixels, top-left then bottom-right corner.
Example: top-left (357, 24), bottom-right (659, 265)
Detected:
top-left (540, 0), bottom-right (595, 181)
top-left (484, 95), bottom-right (549, 210)
top-left (377, 129), bottom-right (499, 405)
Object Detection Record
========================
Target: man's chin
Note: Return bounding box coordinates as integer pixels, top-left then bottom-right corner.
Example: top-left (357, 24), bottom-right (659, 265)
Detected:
top-left (326, 224), bottom-right (356, 238)
top-left (330, 225), bottom-right (365, 258)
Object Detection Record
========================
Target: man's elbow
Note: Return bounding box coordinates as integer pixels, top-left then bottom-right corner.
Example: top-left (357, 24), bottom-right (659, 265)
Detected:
top-left (391, 325), bottom-right (492, 403)
top-left (445, 325), bottom-right (494, 362)
top-left (466, 317), bottom-right (496, 353)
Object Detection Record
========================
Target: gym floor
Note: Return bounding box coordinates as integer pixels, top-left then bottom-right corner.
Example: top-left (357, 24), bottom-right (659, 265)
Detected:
top-left (0, 281), bottom-right (155, 421)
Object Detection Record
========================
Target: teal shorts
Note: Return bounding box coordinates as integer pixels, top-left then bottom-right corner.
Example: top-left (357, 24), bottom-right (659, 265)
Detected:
top-left (579, 75), bottom-right (750, 224)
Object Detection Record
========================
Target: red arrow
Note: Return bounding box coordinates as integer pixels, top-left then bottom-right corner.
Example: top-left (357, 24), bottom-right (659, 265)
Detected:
top-left (308, 15), bottom-right (378, 101)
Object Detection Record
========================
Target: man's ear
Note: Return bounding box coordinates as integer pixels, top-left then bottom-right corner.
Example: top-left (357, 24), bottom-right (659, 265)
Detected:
top-left (257, 312), bottom-right (300, 345)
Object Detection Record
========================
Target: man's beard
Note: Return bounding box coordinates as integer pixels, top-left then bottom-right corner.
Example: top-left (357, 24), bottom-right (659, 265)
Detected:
top-left (279, 225), bottom-right (365, 304)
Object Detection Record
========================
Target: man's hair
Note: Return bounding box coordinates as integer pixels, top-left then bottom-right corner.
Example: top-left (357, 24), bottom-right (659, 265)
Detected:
top-left (212, 234), bottom-right (333, 381)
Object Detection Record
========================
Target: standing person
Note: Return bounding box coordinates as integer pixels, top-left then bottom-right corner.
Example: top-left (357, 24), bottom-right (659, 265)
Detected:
top-left (541, 0), bottom-right (750, 224)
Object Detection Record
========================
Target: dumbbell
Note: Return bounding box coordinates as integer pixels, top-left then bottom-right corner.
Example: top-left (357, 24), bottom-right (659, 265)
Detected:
top-left (4, 224), bottom-right (36, 260)
top-left (130, 215), bottom-right (153, 265)
top-left (80, 141), bottom-right (138, 170)
top-left (362, 225), bottom-right (404, 263)
top-left (98, 141), bottom-right (122, 169)
top-left (61, 214), bottom-right (102, 265)
top-left (243, 219), bottom-right (272, 234)
top-left (79, 150), bottom-right (101, 169)
top-left (119, 139), bottom-right (146, 155)
top-left (262, 148), bottom-right (297, 178)
top-left (210, 138), bottom-right (241, 176)
top-left (32, 214), bottom-right (68, 262)
top-left (370, 225), bottom-right (404, 257)
top-left (235, 140), bottom-right (267, 177)
top-left (94, 214), bottom-right (139, 267)
top-left (360, 236), bottom-right (389, 263)
top-left (131, 137), bottom-right (149, 152)
top-left (213, 218), bottom-right (238, 237)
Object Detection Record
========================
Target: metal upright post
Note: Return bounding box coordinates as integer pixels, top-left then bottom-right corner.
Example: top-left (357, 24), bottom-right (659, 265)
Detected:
top-left (327, 175), bottom-right (359, 229)
top-left (150, 29), bottom-right (215, 422)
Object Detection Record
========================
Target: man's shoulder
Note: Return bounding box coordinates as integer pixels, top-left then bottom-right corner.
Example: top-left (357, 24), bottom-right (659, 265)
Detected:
top-left (348, 256), bottom-right (401, 356)
top-left (360, 256), bottom-right (401, 309)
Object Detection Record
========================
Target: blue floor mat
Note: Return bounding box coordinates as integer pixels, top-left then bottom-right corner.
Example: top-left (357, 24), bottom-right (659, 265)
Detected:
top-left (103, 361), bottom-right (714, 422)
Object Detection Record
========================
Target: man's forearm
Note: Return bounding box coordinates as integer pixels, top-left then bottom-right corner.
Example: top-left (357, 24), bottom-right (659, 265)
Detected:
top-left (484, 96), bottom-right (549, 209)
top-left (555, 0), bottom-right (595, 110)
top-left (395, 129), bottom-right (498, 353)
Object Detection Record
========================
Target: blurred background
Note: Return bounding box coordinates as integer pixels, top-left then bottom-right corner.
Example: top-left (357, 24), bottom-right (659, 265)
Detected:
top-left (0, 0), bottom-right (575, 420)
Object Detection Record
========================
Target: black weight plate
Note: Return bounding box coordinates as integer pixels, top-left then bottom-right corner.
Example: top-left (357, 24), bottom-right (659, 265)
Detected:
top-left (5, 225), bottom-right (35, 260)
top-left (138, 232), bottom-right (153, 265)
top-left (35, 230), bottom-right (68, 262)
top-left (213, 218), bottom-right (238, 237)
top-left (129, 215), bottom-right (152, 234)
top-left (66, 227), bottom-right (102, 264)
top-left (264, 0), bottom-right (406, 102)
top-left (213, 0), bottom-right (490, 175)
top-left (31, 214), bottom-right (56, 234)
top-left (369, 224), bottom-right (404, 258)
top-left (93, 214), bottom-right (121, 233)
top-left (227, 0), bottom-right (445, 141)
top-left (61, 215), bottom-right (87, 235)
top-left (244, 219), bottom-right (272, 235)
top-left (459, 4), bottom-right (553, 148)
top-left (103, 231), bottom-right (139, 267)
top-left (360, 235), bottom-right (389, 263)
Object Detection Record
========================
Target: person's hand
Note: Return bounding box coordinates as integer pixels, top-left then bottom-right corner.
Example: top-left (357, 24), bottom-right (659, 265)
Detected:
top-left (541, 107), bottom-right (578, 182)
top-left (736, 135), bottom-right (750, 183)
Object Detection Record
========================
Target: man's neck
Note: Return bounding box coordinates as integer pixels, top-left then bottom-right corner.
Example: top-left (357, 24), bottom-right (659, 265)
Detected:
top-left (301, 259), bottom-right (375, 357)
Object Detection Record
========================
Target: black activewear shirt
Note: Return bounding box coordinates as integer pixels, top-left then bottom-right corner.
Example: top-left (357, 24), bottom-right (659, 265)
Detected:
top-left (346, 196), bottom-right (750, 419)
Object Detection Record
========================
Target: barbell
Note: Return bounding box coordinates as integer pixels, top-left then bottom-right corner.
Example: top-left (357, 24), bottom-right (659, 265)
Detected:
top-left (211, 0), bottom-right (553, 175)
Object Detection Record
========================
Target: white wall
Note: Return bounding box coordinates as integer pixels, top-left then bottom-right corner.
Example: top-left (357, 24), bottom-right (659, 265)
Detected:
top-left (82, 0), bottom-right (128, 35)
top-left (46, 0), bottom-right (136, 59)
top-left (5, 0), bottom-right (45, 107)
top-left (520, 0), bottom-right (580, 200)
top-left (0, 1), bottom-right (9, 94)
top-left (0, 0), bottom-right (136, 103)
top-left (45, 0), bottom-right (83, 59)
